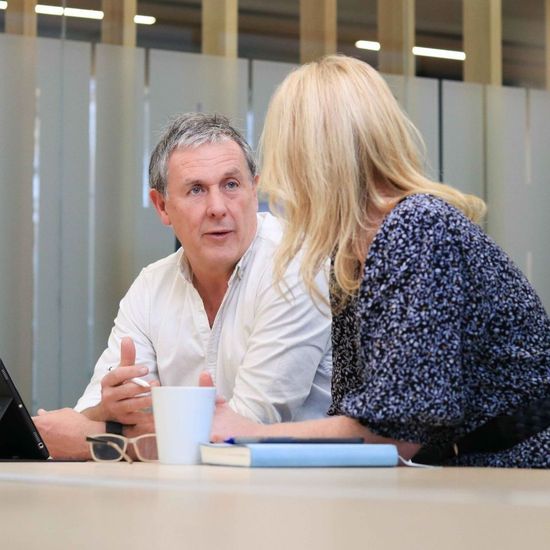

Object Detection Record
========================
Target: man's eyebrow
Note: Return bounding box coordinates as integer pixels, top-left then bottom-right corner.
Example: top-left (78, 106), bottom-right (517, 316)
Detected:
top-left (181, 178), bottom-right (203, 188)
top-left (221, 168), bottom-right (243, 179)
top-left (182, 168), bottom-right (244, 187)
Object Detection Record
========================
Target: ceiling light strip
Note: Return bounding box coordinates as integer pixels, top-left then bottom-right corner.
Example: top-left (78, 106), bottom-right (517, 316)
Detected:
top-left (134, 15), bottom-right (156, 25)
top-left (0, 2), bottom-right (155, 24)
top-left (354, 40), bottom-right (381, 52)
top-left (62, 7), bottom-right (104, 20)
top-left (355, 40), bottom-right (466, 61)
top-left (35, 4), bottom-right (63, 16)
top-left (412, 46), bottom-right (466, 61)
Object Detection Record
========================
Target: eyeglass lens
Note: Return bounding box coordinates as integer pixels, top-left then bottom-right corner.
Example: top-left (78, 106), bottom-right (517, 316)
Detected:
top-left (134, 435), bottom-right (158, 462)
top-left (91, 435), bottom-right (125, 461)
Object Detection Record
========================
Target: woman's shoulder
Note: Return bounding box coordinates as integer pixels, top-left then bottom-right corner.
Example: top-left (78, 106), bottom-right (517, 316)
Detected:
top-left (383, 193), bottom-right (485, 249)
top-left (389, 193), bottom-right (467, 226)
top-left (375, 193), bottom-right (468, 249)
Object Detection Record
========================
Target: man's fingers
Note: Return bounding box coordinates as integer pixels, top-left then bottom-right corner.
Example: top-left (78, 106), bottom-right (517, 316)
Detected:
top-left (115, 411), bottom-right (153, 426)
top-left (115, 395), bottom-right (153, 415)
top-left (103, 383), bottom-right (152, 407)
top-left (37, 408), bottom-right (48, 415)
top-left (198, 371), bottom-right (226, 404)
top-left (198, 371), bottom-right (214, 387)
top-left (106, 394), bottom-right (153, 423)
top-left (119, 336), bottom-right (136, 367)
top-left (102, 365), bottom-right (148, 388)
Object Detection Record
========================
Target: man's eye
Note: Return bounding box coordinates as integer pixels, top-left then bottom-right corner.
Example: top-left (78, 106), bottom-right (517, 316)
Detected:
top-left (225, 180), bottom-right (239, 191)
top-left (189, 185), bottom-right (203, 195)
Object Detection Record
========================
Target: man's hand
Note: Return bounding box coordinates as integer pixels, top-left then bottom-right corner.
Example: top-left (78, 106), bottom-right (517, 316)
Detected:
top-left (33, 408), bottom-right (104, 460)
top-left (198, 371), bottom-right (261, 442)
top-left (83, 336), bottom-right (158, 426)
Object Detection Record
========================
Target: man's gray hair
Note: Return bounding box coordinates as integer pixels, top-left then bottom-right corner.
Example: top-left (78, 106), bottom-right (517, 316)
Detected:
top-left (149, 112), bottom-right (257, 195)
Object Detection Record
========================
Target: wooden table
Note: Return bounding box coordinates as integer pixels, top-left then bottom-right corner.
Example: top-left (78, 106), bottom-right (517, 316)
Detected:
top-left (0, 463), bottom-right (549, 550)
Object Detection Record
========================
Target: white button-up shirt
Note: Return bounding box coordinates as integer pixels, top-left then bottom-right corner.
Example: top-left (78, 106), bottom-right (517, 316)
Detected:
top-left (75, 213), bottom-right (332, 423)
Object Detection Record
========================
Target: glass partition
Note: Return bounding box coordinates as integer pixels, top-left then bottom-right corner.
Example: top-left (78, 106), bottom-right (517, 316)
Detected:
top-left (485, 85), bottom-right (530, 272)
top-left (526, 89), bottom-right (550, 308)
top-left (34, 37), bottom-right (92, 409)
top-left (441, 80), bottom-right (484, 197)
top-left (384, 73), bottom-right (440, 181)
top-left (0, 31), bottom-right (549, 409)
top-left (250, 59), bottom-right (297, 148)
top-left (0, 35), bottom-right (36, 404)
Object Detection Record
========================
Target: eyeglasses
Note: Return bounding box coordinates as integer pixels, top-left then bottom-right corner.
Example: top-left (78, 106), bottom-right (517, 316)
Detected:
top-left (86, 433), bottom-right (158, 463)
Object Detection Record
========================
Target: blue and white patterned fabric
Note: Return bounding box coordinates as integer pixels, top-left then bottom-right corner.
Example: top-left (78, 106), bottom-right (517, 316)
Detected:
top-left (329, 193), bottom-right (550, 468)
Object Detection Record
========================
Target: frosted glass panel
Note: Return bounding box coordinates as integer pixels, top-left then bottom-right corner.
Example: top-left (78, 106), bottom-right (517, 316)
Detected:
top-left (383, 73), bottom-right (406, 104)
top-left (149, 49), bottom-right (248, 132)
top-left (34, 38), bottom-right (62, 410)
top-left (94, 44), bottom-right (146, 364)
top-left (35, 38), bottom-right (92, 409)
top-left (251, 59), bottom-right (297, 148)
top-left (485, 86), bottom-right (531, 273)
top-left (383, 74), bottom-right (440, 180)
top-left (57, 41), bottom-right (93, 407)
top-left (405, 77), bottom-right (440, 181)
top-left (441, 81), bottom-right (484, 198)
top-left (527, 89), bottom-right (550, 311)
top-left (0, 35), bottom-right (35, 403)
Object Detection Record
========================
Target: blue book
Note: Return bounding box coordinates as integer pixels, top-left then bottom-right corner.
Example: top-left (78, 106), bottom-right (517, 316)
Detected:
top-left (200, 442), bottom-right (398, 468)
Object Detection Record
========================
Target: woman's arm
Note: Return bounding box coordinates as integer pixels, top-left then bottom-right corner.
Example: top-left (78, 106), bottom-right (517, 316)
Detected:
top-left (200, 372), bottom-right (421, 461)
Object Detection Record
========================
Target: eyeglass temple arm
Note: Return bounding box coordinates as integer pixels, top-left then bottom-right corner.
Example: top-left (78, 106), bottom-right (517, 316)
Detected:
top-left (108, 441), bottom-right (134, 464)
top-left (86, 436), bottom-right (134, 464)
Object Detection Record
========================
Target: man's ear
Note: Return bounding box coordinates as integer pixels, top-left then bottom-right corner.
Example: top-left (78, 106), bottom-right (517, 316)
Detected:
top-left (252, 174), bottom-right (259, 201)
top-left (149, 189), bottom-right (171, 226)
top-left (254, 174), bottom-right (260, 210)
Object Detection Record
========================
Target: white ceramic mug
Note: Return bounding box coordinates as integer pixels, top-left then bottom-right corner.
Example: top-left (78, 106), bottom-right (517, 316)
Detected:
top-left (152, 386), bottom-right (216, 465)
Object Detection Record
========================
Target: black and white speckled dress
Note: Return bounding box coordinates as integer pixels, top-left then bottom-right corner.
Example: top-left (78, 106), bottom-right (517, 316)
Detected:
top-left (329, 193), bottom-right (550, 467)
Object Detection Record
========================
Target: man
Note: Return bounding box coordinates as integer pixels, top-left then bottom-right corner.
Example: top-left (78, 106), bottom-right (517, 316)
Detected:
top-left (35, 113), bottom-right (332, 458)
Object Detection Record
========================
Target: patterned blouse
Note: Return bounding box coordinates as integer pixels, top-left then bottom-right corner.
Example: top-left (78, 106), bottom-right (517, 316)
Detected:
top-left (329, 194), bottom-right (550, 467)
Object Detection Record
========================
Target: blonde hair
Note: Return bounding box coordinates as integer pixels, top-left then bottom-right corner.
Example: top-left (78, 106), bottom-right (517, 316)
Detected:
top-left (259, 55), bottom-right (486, 310)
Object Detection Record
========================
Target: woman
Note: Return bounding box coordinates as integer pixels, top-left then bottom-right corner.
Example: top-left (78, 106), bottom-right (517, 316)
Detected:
top-left (207, 55), bottom-right (550, 467)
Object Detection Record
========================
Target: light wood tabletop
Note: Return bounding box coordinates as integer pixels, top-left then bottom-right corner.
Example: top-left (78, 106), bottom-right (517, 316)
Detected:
top-left (0, 462), bottom-right (549, 550)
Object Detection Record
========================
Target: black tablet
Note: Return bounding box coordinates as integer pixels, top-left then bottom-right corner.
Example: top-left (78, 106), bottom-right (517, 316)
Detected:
top-left (0, 358), bottom-right (50, 460)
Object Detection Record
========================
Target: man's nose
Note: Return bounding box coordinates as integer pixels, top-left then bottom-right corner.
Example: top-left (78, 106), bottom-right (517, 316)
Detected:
top-left (206, 189), bottom-right (227, 217)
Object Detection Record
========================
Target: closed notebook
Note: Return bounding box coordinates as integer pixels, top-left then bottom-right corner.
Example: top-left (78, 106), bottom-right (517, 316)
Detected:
top-left (200, 443), bottom-right (399, 468)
